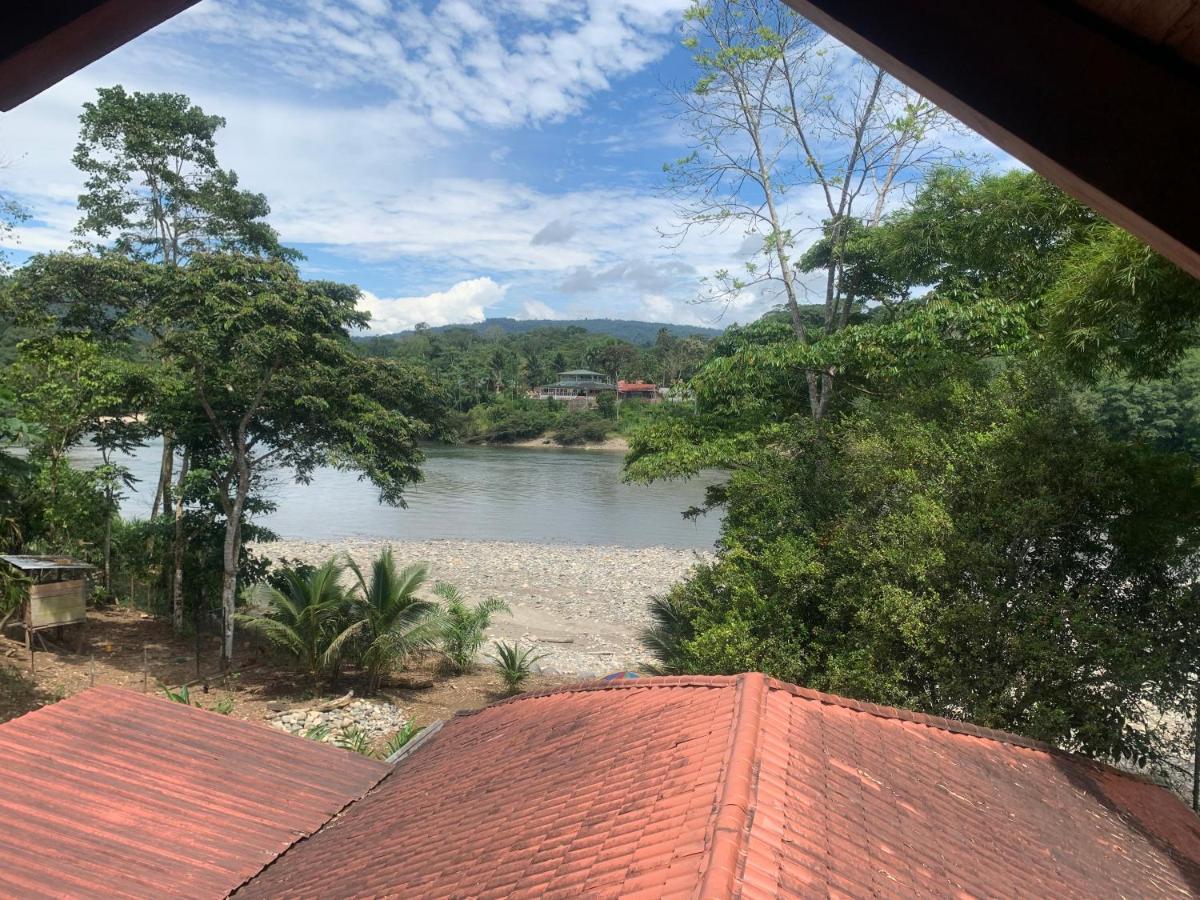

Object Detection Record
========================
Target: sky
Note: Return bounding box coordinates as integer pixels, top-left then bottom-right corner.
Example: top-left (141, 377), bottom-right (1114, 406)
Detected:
top-left (0, 0), bottom-right (1008, 334)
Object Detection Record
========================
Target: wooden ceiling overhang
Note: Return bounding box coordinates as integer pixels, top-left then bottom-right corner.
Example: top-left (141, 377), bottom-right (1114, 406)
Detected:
top-left (0, 0), bottom-right (200, 112)
top-left (783, 0), bottom-right (1200, 279)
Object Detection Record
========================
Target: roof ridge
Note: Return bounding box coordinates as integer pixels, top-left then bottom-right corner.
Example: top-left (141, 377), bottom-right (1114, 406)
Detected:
top-left (697, 672), bottom-right (765, 898)
top-left (448, 675), bottom-right (739, 718)
top-left (761, 678), bottom-right (1055, 752)
top-left (450, 674), bottom-right (1150, 784)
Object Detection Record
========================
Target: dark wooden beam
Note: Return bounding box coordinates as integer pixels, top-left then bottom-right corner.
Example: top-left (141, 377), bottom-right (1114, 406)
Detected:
top-left (0, 0), bottom-right (201, 112)
top-left (784, 0), bottom-right (1200, 279)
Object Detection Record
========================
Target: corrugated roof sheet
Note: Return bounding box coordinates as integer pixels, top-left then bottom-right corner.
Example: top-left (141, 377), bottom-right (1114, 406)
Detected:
top-left (0, 554), bottom-right (93, 572)
top-left (239, 674), bottom-right (1200, 899)
top-left (0, 686), bottom-right (388, 899)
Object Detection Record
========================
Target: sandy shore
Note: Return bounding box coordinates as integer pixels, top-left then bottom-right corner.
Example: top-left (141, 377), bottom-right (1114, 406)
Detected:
top-left (500, 434), bottom-right (630, 452)
top-left (253, 538), bottom-right (710, 675)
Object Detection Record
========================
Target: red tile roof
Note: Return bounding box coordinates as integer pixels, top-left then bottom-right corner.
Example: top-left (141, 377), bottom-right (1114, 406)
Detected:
top-left (617, 380), bottom-right (657, 392)
top-left (238, 674), bottom-right (1200, 899)
top-left (0, 685), bottom-right (388, 899)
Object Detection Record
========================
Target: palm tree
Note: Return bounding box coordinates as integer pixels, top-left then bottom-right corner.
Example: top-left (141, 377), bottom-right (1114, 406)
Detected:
top-left (238, 558), bottom-right (360, 695)
top-left (640, 595), bottom-right (694, 676)
top-left (435, 583), bottom-right (510, 674)
top-left (347, 549), bottom-right (441, 694)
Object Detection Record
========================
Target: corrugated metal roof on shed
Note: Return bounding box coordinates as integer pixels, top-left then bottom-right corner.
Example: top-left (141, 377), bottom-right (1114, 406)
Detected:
top-left (0, 555), bottom-right (93, 572)
top-left (0, 686), bottom-right (388, 899)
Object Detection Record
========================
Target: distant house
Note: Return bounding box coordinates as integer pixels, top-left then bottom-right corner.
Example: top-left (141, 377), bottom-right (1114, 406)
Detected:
top-left (532, 370), bottom-right (615, 408)
top-left (617, 379), bottom-right (659, 401)
top-left (7, 676), bottom-right (1198, 897)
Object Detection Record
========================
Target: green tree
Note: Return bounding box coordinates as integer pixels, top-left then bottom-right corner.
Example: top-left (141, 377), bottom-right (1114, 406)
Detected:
top-left (667, 0), bottom-right (961, 419)
top-left (73, 85), bottom-right (292, 266)
top-left (145, 254), bottom-right (444, 664)
top-left (72, 85), bottom-right (299, 578)
top-left (1082, 348), bottom-right (1200, 460)
top-left (5, 334), bottom-right (148, 570)
top-left (643, 365), bottom-right (1200, 763)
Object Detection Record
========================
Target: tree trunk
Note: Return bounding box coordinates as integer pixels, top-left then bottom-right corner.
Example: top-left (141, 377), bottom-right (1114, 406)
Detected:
top-left (1192, 677), bottom-right (1200, 812)
top-left (171, 449), bottom-right (190, 634)
top-left (219, 453), bottom-right (250, 668)
top-left (101, 447), bottom-right (112, 592)
top-left (219, 511), bottom-right (239, 668)
top-left (150, 433), bottom-right (174, 520)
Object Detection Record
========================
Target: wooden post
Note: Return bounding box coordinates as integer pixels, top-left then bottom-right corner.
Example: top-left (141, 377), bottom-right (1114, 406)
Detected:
top-left (142, 646), bottom-right (148, 693)
top-left (89, 655), bottom-right (96, 687)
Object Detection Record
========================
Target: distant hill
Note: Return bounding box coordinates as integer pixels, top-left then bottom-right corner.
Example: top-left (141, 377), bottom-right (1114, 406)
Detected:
top-left (375, 317), bottom-right (725, 345)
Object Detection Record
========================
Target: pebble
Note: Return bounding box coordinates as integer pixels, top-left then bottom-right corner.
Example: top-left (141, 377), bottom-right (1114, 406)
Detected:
top-left (272, 698), bottom-right (408, 743)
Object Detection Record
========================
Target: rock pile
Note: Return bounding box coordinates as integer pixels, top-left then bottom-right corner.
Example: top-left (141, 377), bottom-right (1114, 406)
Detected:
top-left (270, 698), bottom-right (407, 743)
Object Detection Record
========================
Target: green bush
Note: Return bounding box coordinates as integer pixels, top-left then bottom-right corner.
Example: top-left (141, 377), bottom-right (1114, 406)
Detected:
top-left (237, 557), bottom-right (360, 695)
top-left (465, 398), bottom-right (557, 443)
top-left (489, 641), bottom-right (546, 692)
top-left (435, 584), bottom-right (510, 674)
top-left (552, 411), bottom-right (611, 446)
top-left (347, 548), bottom-right (441, 693)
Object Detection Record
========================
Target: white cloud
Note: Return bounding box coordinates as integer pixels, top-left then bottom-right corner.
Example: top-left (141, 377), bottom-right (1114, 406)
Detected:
top-left (158, 0), bottom-right (691, 129)
top-left (520, 300), bottom-right (563, 319)
top-left (358, 276), bottom-right (506, 333)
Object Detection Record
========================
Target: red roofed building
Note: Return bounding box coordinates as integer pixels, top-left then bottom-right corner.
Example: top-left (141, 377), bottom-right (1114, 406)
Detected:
top-left (617, 380), bottom-right (659, 401)
top-left (0, 686), bottom-right (388, 899)
top-left (240, 674), bottom-right (1200, 899)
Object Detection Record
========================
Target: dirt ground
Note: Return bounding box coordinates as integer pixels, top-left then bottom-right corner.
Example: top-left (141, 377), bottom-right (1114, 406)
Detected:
top-left (0, 606), bottom-right (574, 737)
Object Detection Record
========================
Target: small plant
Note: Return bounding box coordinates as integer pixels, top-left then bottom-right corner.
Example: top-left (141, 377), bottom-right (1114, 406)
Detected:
top-left (381, 721), bottom-right (422, 757)
top-left (489, 641), bottom-right (546, 692)
top-left (302, 723), bottom-right (330, 742)
top-left (162, 684), bottom-right (193, 705)
top-left (334, 725), bottom-right (373, 756)
top-left (210, 696), bottom-right (235, 715)
top-left (435, 584), bottom-right (510, 674)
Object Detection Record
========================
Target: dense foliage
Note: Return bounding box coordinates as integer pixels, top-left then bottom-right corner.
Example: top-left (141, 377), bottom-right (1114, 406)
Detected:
top-left (629, 168), bottom-right (1200, 776)
top-left (360, 322), bottom-right (710, 444)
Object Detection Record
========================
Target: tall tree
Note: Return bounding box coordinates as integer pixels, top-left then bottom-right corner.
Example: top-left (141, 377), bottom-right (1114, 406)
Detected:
top-left (73, 85), bottom-right (296, 523)
top-left (667, 0), bottom-right (961, 418)
top-left (143, 254), bottom-right (443, 664)
top-left (73, 85), bottom-right (292, 267)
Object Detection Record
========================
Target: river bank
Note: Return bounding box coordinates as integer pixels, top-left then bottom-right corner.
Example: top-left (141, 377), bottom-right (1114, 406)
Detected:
top-left (501, 433), bottom-right (629, 451)
top-left (254, 538), bottom-right (711, 674)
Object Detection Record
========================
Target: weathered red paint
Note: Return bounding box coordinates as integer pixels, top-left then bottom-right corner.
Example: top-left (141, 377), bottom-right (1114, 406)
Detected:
top-left (241, 675), bottom-right (1200, 898)
top-left (0, 686), bottom-right (388, 898)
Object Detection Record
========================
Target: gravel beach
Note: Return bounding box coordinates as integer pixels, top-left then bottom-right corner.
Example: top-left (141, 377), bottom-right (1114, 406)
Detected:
top-left (254, 539), bottom-right (712, 675)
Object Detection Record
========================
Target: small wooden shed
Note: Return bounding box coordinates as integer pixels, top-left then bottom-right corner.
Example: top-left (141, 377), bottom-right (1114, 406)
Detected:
top-left (0, 555), bottom-right (92, 652)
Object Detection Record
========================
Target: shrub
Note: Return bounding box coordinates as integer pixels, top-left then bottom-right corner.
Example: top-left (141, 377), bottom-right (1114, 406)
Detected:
top-left (347, 549), bottom-right (441, 693)
top-left (489, 641), bottom-right (546, 692)
top-left (237, 557), bottom-right (360, 695)
top-left (382, 721), bottom-right (422, 757)
top-left (466, 399), bottom-right (557, 443)
top-left (435, 584), bottom-right (510, 674)
top-left (552, 411), bottom-right (611, 446)
top-left (335, 726), bottom-right (373, 756)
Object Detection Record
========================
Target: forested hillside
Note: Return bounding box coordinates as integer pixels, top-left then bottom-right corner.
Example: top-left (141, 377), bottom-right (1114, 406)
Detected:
top-left (369, 317), bottom-right (723, 344)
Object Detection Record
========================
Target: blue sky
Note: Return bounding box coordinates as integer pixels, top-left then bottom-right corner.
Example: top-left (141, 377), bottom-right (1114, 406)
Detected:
top-left (0, 0), bottom-right (1004, 333)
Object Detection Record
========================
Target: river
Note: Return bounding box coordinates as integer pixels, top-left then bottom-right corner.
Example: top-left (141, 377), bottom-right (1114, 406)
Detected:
top-left (66, 440), bottom-right (724, 550)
